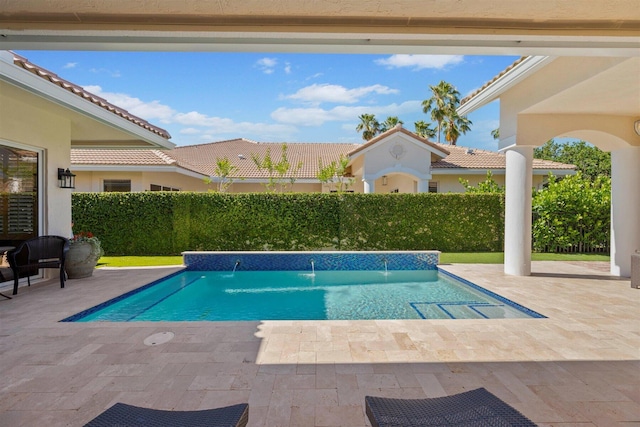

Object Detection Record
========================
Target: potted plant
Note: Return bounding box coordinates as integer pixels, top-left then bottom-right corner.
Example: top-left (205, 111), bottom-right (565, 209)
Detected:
top-left (65, 231), bottom-right (104, 279)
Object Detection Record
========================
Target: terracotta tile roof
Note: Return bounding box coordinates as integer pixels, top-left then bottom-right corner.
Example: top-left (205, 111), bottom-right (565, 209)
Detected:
top-left (71, 139), bottom-right (574, 178)
top-left (11, 52), bottom-right (171, 140)
top-left (348, 126), bottom-right (450, 157)
top-left (71, 149), bottom-right (177, 166)
top-left (430, 143), bottom-right (575, 170)
top-left (460, 56), bottom-right (527, 106)
top-left (169, 138), bottom-right (357, 179)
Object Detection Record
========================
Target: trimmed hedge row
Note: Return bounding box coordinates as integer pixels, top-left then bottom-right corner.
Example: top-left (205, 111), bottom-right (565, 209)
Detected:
top-left (71, 192), bottom-right (505, 255)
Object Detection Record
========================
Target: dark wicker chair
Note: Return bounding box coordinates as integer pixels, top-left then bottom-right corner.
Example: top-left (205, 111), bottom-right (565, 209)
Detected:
top-left (365, 388), bottom-right (537, 427)
top-left (8, 235), bottom-right (69, 295)
top-left (84, 402), bottom-right (249, 427)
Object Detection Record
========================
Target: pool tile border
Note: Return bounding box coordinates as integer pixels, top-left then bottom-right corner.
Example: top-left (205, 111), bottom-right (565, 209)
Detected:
top-left (59, 268), bottom-right (186, 322)
top-left (183, 250), bottom-right (440, 272)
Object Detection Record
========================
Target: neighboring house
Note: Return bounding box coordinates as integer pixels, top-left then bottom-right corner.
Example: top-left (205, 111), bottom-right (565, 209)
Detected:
top-left (0, 51), bottom-right (173, 258)
top-left (72, 127), bottom-right (574, 194)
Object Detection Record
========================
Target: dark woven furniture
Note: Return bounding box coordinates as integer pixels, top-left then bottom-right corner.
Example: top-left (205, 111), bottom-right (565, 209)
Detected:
top-left (365, 388), bottom-right (537, 427)
top-left (7, 235), bottom-right (69, 295)
top-left (84, 402), bottom-right (249, 427)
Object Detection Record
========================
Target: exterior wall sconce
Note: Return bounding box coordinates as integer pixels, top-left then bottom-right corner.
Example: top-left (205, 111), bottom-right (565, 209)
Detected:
top-left (635, 119), bottom-right (640, 136)
top-left (58, 168), bottom-right (76, 189)
top-left (382, 175), bottom-right (388, 186)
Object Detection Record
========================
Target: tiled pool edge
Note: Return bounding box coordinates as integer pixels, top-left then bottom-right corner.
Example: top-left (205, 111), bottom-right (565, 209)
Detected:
top-left (59, 268), bottom-right (186, 322)
top-left (61, 252), bottom-right (545, 322)
top-left (183, 250), bottom-right (440, 271)
top-left (438, 268), bottom-right (547, 319)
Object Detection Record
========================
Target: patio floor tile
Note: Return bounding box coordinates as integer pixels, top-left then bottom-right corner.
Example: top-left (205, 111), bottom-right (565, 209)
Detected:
top-left (0, 262), bottom-right (638, 426)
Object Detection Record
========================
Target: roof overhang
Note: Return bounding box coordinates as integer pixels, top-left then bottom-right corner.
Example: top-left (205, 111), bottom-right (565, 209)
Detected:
top-left (432, 168), bottom-right (575, 176)
top-left (1, 1), bottom-right (639, 56)
top-left (72, 164), bottom-right (205, 179)
top-left (0, 51), bottom-right (174, 150)
top-left (457, 56), bottom-right (556, 116)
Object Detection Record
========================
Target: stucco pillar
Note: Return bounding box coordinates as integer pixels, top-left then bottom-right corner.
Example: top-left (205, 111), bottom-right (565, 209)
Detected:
top-left (504, 145), bottom-right (534, 276)
top-left (610, 146), bottom-right (640, 277)
top-left (417, 179), bottom-right (429, 193)
top-left (363, 179), bottom-right (374, 194)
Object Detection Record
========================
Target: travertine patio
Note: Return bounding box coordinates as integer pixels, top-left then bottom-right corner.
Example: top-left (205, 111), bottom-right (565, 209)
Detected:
top-left (0, 261), bottom-right (638, 426)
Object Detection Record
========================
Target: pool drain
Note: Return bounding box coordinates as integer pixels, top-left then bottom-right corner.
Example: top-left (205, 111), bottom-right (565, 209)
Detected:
top-left (144, 331), bottom-right (174, 346)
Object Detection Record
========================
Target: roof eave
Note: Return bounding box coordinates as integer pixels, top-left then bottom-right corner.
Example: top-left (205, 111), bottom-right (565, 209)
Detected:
top-left (0, 51), bottom-right (174, 150)
top-left (457, 56), bottom-right (556, 116)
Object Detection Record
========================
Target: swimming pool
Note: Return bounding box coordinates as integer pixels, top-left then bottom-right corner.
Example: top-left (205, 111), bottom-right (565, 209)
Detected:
top-left (63, 251), bottom-right (544, 322)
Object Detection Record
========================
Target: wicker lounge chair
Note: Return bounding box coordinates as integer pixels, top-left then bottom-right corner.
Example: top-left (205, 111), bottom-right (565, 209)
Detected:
top-left (365, 387), bottom-right (537, 427)
top-left (84, 402), bottom-right (248, 427)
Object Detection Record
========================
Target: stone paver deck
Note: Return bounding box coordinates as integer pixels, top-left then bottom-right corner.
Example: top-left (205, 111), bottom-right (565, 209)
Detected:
top-left (0, 262), bottom-right (638, 426)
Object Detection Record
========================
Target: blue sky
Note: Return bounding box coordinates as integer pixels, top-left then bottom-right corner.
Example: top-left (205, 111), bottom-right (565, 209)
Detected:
top-left (17, 51), bottom-right (519, 150)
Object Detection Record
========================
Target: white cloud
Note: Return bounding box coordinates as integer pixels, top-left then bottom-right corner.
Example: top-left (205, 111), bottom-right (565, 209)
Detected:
top-left (80, 85), bottom-right (300, 143)
top-left (83, 85), bottom-right (175, 122)
top-left (256, 57), bottom-right (278, 74)
top-left (174, 111), bottom-right (297, 140)
top-left (271, 100), bottom-right (421, 126)
top-left (284, 62), bottom-right (292, 74)
top-left (375, 55), bottom-right (464, 70)
top-left (179, 128), bottom-right (201, 135)
top-left (285, 83), bottom-right (398, 105)
top-left (63, 62), bottom-right (77, 69)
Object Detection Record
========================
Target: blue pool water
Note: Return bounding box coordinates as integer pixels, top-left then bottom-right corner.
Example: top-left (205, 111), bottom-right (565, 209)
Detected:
top-left (63, 269), bottom-right (544, 322)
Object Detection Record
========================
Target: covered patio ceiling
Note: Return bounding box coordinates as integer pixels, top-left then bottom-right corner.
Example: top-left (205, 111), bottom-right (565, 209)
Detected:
top-left (0, 0), bottom-right (639, 56)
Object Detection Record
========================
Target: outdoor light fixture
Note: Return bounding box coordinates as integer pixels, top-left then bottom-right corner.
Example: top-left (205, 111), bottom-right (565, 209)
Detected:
top-left (57, 168), bottom-right (76, 189)
top-left (635, 119), bottom-right (640, 136)
top-left (382, 175), bottom-right (388, 186)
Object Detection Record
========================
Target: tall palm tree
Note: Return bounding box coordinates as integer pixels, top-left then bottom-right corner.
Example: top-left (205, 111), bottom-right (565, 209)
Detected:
top-left (421, 81), bottom-right (461, 144)
top-left (355, 113), bottom-right (380, 141)
top-left (414, 121), bottom-right (437, 139)
top-left (380, 116), bottom-right (404, 133)
top-left (443, 114), bottom-right (472, 145)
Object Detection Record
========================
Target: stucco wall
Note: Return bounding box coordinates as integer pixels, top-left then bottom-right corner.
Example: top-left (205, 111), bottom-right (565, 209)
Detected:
top-left (0, 81), bottom-right (72, 238)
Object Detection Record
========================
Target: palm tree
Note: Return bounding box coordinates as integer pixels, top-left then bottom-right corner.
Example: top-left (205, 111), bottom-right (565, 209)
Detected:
top-left (380, 116), bottom-right (403, 133)
top-left (414, 121), bottom-right (437, 139)
top-left (421, 81), bottom-right (460, 144)
top-left (491, 128), bottom-right (500, 140)
top-left (443, 114), bottom-right (472, 145)
top-left (355, 113), bottom-right (380, 141)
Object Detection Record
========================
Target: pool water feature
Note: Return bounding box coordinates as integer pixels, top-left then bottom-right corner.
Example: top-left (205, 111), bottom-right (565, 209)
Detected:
top-left (62, 251), bottom-right (544, 322)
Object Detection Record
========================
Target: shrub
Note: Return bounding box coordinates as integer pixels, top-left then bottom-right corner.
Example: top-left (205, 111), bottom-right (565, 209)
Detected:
top-left (532, 173), bottom-right (610, 252)
top-left (72, 192), bottom-right (505, 255)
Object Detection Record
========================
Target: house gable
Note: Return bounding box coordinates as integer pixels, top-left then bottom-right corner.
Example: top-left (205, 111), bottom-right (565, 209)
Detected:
top-left (348, 125), bottom-right (450, 181)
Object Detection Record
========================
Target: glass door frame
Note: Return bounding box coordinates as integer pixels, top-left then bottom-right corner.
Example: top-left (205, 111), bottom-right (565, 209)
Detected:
top-left (0, 138), bottom-right (45, 245)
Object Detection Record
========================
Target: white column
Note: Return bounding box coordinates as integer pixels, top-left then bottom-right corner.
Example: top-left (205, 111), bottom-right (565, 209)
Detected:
top-left (504, 146), bottom-right (534, 276)
top-left (363, 179), bottom-right (374, 194)
top-left (610, 147), bottom-right (640, 277)
top-left (417, 179), bottom-right (429, 193)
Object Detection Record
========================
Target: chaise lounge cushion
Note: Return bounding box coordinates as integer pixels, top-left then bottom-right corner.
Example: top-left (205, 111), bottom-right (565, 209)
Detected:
top-left (365, 387), bottom-right (537, 427)
top-left (84, 402), bottom-right (249, 427)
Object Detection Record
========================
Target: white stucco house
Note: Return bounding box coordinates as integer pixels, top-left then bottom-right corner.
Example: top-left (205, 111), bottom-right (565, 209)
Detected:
top-left (0, 51), bottom-right (174, 253)
top-left (70, 127), bottom-right (574, 194)
top-left (458, 56), bottom-right (640, 277)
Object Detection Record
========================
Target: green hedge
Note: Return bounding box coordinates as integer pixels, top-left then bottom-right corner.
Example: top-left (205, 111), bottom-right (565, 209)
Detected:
top-left (72, 192), bottom-right (504, 255)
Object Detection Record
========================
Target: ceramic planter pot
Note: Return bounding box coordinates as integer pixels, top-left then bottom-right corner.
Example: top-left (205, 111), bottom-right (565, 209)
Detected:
top-left (65, 241), bottom-right (100, 279)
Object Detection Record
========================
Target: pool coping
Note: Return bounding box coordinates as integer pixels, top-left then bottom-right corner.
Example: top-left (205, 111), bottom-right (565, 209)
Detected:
top-left (60, 263), bottom-right (544, 322)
